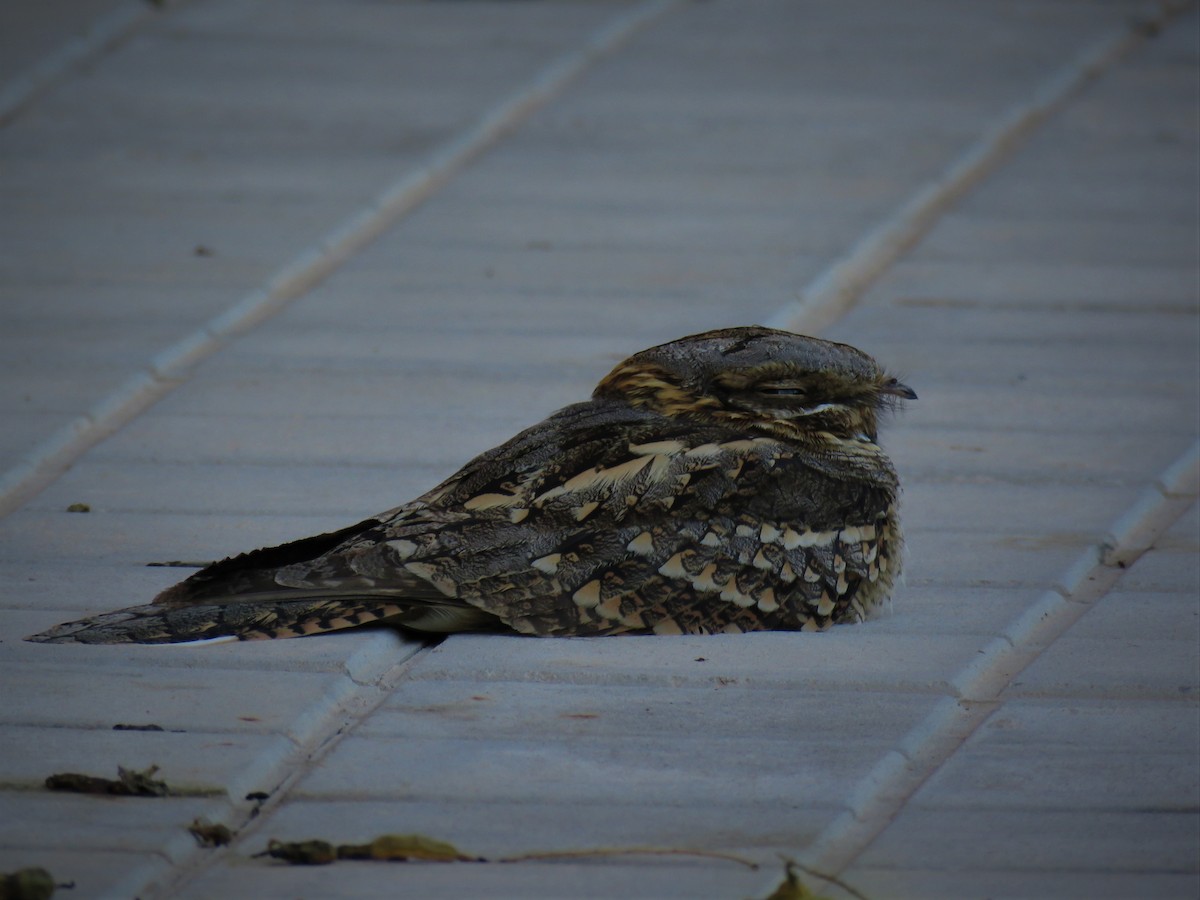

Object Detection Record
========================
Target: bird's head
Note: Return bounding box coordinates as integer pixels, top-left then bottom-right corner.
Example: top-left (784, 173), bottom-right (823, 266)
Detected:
top-left (593, 326), bottom-right (915, 445)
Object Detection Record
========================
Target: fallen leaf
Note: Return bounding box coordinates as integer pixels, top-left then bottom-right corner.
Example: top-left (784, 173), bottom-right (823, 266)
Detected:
top-left (116, 765), bottom-right (170, 797)
top-left (0, 867), bottom-right (58, 900)
top-left (762, 861), bottom-right (822, 900)
top-left (337, 834), bottom-right (476, 863)
top-left (44, 765), bottom-right (168, 797)
top-left (189, 818), bottom-right (234, 848)
top-left (759, 859), bottom-right (868, 900)
top-left (260, 840), bottom-right (337, 866)
top-left (259, 832), bottom-right (758, 872)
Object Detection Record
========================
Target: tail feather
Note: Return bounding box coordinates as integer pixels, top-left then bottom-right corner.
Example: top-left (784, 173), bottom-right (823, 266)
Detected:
top-left (24, 516), bottom-right (511, 645)
top-left (149, 516), bottom-right (383, 606)
top-left (26, 594), bottom-right (505, 645)
top-left (26, 598), bottom-right (415, 645)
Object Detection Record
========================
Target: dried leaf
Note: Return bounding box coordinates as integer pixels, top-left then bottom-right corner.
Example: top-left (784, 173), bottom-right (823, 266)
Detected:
top-left (44, 774), bottom-right (116, 794)
top-left (500, 846), bottom-right (757, 868)
top-left (0, 867), bottom-right (58, 900)
top-left (337, 834), bottom-right (476, 862)
top-left (759, 860), bottom-right (867, 900)
top-left (44, 765), bottom-right (168, 798)
top-left (189, 818), bottom-right (234, 848)
top-left (762, 861), bottom-right (822, 900)
top-left (116, 765), bottom-right (169, 796)
top-left (261, 840), bottom-right (338, 866)
top-left (259, 832), bottom-right (759, 873)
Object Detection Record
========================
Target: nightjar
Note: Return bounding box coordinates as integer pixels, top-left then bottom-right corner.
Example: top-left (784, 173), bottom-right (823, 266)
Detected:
top-left (28, 326), bottom-right (915, 644)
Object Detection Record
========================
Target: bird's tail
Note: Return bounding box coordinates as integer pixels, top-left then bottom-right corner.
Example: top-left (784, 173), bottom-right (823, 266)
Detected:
top-left (24, 597), bottom-right (415, 645)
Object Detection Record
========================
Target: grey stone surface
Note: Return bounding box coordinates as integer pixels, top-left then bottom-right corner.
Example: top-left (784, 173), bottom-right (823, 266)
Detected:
top-left (0, 0), bottom-right (137, 87)
top-left (835, 7), bottom-right (1200, 894)
top-left (0, 0), bottom-right (625, 476)
top-left (0, 1), bottom-right (1196, 898)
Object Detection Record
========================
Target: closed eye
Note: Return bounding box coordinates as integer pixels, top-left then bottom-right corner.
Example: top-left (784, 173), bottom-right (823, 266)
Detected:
top-left (756, 385), bottom-right (806, 396)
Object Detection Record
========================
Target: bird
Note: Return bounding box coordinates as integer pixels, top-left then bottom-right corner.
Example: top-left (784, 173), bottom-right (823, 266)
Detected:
top-left (26, 326), bottom-right (915, 645)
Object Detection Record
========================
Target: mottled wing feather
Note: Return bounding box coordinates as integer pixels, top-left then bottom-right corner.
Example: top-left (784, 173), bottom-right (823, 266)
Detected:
top-left (28, 397), bottom-right (899, 644)
top-left (30, 597), bottom-right (419, 644)
top-left (149, 517), bottom-right (396, 606)
top-left (272, 400), bottom-right (900, 637)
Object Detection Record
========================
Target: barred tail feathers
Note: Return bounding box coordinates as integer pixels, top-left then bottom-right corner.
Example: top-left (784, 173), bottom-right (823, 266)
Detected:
top-left (24, 597), bottom-right (415, 645)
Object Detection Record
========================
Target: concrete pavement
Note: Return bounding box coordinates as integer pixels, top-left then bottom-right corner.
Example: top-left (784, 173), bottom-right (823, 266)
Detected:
top-left (1, 1), bottom-right (1197, 898)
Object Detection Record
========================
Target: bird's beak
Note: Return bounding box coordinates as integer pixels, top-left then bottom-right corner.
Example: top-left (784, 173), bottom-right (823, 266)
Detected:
top-left (881, 379), bottom-right (918, 400)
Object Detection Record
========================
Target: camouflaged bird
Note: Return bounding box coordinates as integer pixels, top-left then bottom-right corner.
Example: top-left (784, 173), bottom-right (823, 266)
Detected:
top-left (27, 326), bottom-right (915, 644)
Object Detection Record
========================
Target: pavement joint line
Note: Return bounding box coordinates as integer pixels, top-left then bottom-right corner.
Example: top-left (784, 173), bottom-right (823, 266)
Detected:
top-left (1052, 546), bottom-right (1105, 598)
top-left (1158, 438), bottom-right (1200, 495)
top-left (0, 0), bottom-right (683, 523)
top-left (1103, 440), bottom-right (1198, 566)
top-left (0, 0), bottom-right (161, 127)
top-left (761, 1), bottom-right (1191, 337)
top-left (109, 636), bottom-right (434, 900)
top-left (795, 438), bottom-right (1200, 877)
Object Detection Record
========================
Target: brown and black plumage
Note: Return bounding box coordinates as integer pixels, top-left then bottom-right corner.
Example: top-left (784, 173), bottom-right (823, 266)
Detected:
top-left (27, 326), bottom-right (915, 645)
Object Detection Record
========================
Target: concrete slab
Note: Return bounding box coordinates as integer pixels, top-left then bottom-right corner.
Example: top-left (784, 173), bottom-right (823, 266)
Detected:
top-left (234, 795), bottom-right (833, 859)
top-left (848, 869), bottom-right (1200, 900)
top-left (899, 698), bottom-right (1199, 811)
top-left (855, 808), bottom-right (1198, 874)
top-left (828, 9), bottom-right (1200, 890)
top-left (0, 0), bottom-right (632, 477)
top-left (0, 661), bottom-right (343, 734)
top-left (878, 258), bottom-right (1199, 308)
top-left (402, 630), bottom-right (991, 695)
top-left (0, 792), bottom-right (214, 855)
top-left (0, 723), bottom-right (285, 795)
top-left (177, 856), bottom-right (769, 900)
top-left (0, 848), bottom-right (162, 900)
top-left (0, 509), bottom-right (349, 565)
top-left (887, 426), bottom-right (1194, 488)
top-left (1, 1), bottom-right (1196, 898)
top-left (358, 681), bottom-right (935, 744)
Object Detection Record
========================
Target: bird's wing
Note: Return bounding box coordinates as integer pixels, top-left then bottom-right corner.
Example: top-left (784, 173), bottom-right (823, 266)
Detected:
top-left (26, 401), bottom-right (898, 644)
top-left (277, 401), bottom-right (901, 636)
top-left (24, 513), bottom-right (496, 644)
top-left (26, 401), bottom-right (689, 644)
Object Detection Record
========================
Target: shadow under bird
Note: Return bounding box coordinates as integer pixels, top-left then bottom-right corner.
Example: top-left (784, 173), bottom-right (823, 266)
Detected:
top-left (27, 326), bottom-right (916, 645)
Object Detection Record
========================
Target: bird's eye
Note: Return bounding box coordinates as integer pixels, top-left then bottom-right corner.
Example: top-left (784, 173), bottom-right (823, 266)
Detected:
top-left (756, 385), bottom-right (806, 397)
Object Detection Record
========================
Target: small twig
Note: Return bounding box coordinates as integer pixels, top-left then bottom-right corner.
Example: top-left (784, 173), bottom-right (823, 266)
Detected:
top-left (497, 846), bottom-right (759, 870)
top-left (781, 857), bottom-right (870, 900)
top-left (257, 835), bottom-right (762, 872)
